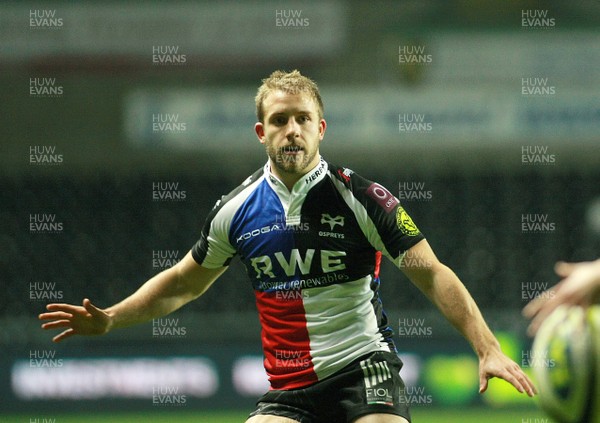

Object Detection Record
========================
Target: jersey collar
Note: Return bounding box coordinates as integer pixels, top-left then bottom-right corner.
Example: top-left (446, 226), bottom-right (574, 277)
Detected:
top-left (264, 157), bottom-right (328, 196)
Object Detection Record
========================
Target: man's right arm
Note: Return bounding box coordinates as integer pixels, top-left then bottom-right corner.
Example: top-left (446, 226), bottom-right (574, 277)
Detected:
top-left (39, 251), bottom-right (226, 342)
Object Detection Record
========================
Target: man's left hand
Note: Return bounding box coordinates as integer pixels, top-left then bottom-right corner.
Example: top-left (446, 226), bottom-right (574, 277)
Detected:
top-left (478, 348), bottom-right (537, 397)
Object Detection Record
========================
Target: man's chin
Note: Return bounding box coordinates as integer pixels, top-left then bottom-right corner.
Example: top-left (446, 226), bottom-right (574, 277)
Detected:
top-left (275, 162), bottom-right (305, 175)
top-left (274, 156), bottom-right (307, 173)
top-left (270, 150), bottom-right (319, 176)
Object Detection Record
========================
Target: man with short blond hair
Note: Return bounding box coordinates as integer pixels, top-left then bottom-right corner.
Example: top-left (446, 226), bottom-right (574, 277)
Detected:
top-left (255, 69), bottom-right (324, 122)
top-left (41, 70), bottom-right (536, 423)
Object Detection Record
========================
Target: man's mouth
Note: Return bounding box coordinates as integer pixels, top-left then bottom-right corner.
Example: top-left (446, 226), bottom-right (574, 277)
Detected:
top-left (281, 146), bottom-right (303, 154)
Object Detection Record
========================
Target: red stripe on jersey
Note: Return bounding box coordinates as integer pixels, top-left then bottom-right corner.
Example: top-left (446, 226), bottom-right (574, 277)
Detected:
top-left (255, 290), bottom-right (318, 390)
top-left (374, 251), bottom-right (382, 280)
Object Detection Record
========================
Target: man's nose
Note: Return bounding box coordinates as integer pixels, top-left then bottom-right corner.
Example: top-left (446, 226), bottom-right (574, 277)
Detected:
top-left (285, 119), bottom-right (300, 138)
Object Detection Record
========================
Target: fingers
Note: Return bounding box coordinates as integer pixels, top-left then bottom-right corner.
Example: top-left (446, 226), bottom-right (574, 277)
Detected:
top-left (526, 315), bottom-right (544, 337)
top-left (523, 301), bottom-right (549, 336)
top-left (83, 298), bottom-right (104, 317)
top-left (480, 357), bottom-right (537, 397)
top-left (39, 299), bottom-right (108, 341)
top-left (554, 261), bottom-right (575, 278)
top-left (522, 296), bottom-right (542, 318)
top-left (523, 261), bottom-right (580, 322)
top-left (481, 370), bottom-right (536, 397)
top-left (508, 365), bottom-right (537, 396)
top-left (43, 300), bottom-right (102, 318)
top-left (523, 278), bottom-right (566, 336)
top-left (525, 299), bottom-right (556, 336)
top-left (523, 371), bottom-right (537, 396)
top-left (44, 303), bottom-right (85, 314)
top-left (53, 328), bottom-right (75, 343)
top-left (523, 284), bottom-right (558, 319)
top-left (39, 302), bottom-right (84, 340)
top-left (502, 371), bottom-right (525, 395)
top-left (41, 319), bottom-right (73, 330)
top-left (39, 311), bottom-right (73, 321)
top-left (478, 376), bottom-right (488, 394)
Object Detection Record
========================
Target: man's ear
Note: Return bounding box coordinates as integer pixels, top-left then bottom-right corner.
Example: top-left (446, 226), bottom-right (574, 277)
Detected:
top-left (319, 118), bottom-right (327, 140)
top-left (255, 122), bottom-right (266, 144)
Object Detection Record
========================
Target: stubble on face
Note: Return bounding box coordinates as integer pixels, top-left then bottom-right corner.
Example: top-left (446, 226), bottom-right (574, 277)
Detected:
top-left (265, 133), bottom-right (318, 176)
top-left (260, 91), bottom-right (324, 182)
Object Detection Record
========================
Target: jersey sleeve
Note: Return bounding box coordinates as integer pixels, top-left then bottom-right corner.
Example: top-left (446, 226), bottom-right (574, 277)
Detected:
top-left (330, 165), bottom-right (425, 266)
top-left (191, 197), bottom-right (237, 268)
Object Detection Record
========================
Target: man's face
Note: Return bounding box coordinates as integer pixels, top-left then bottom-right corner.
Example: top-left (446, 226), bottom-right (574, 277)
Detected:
top-left (255, 90), bottom-right (326, 179)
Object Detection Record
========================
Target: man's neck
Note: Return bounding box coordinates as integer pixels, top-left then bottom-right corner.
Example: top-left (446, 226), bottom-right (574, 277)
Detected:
top-left (269, 166), bottom-right (303, 192)
top-left (269, 157), bottom-right (321, 192)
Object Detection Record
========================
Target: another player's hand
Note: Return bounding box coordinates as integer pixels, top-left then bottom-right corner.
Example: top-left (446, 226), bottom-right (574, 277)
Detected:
top-left (478, 347), bottom-right (536, 397)
top-left (39, 298), bottom-right (111, 342)
top-left (523, 259), bottom-right (600, 336)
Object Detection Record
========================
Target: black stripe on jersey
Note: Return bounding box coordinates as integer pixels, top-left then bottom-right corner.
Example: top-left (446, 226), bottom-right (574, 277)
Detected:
top-left (329, 163), bottom-right (425, 262)
top-left (296, 175), bottom-right (378, 281)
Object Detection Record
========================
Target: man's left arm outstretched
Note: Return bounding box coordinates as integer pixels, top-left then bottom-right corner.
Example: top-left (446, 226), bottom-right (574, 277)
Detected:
top-left (399, 239), bottom-right (537, 397)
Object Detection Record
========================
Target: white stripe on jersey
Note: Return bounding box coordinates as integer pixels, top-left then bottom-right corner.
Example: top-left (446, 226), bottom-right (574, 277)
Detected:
top-left (302, 276), bottom-right (391, 382)
top-left (328, 172), bottom-right (406, 265)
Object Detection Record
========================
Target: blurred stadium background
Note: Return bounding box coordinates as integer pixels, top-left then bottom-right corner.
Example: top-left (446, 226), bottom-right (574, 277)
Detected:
top-left (2, 1), bottom-right (600, 421)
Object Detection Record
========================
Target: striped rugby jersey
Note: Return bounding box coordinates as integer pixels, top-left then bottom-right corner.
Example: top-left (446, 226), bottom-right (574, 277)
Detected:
top-left (192, 158), bottom-right (425, 390)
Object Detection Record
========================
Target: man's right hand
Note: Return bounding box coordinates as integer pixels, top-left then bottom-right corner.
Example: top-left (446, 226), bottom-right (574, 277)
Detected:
top-left (38, 253), bottom-right (227, 343)
top-left (39, 298), bottom-right (111, 342)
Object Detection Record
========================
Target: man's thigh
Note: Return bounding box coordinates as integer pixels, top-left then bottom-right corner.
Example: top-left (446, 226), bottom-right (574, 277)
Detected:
top-left (246, 416), bottom-right (301, 423)
top-left (353, 414), bottom-right (410, 423)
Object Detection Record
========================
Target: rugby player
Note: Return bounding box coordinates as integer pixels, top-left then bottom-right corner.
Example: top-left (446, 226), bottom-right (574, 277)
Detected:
top-left (40, 70), bottom-right (536, 423)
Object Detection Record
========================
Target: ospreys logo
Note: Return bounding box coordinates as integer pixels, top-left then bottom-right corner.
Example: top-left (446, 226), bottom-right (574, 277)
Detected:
top-left (396, 207), bottom-right (420, 236)
top-left (321, 213), bottom-right (344, 230)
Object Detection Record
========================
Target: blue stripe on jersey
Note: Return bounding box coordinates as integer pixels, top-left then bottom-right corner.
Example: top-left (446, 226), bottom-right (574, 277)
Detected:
top-left (229, 180), bottom-right (296, 289)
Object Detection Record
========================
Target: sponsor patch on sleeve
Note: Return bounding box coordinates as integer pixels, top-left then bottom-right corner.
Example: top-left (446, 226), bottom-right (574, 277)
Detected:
top-left (396, 207), bottom-right (420, 236)
top-left (366, 183), bottom-right (399, 213)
